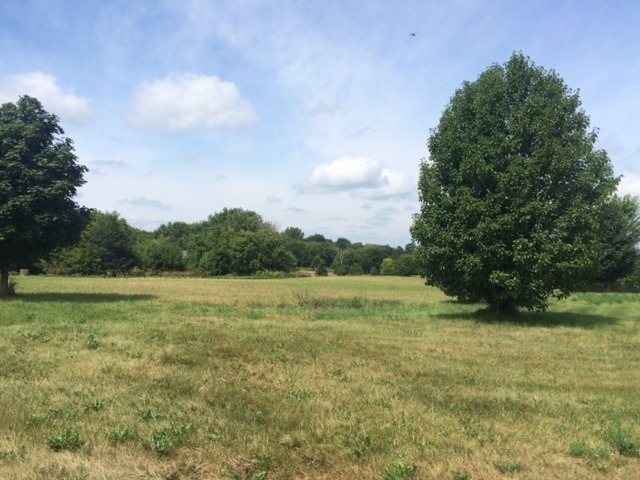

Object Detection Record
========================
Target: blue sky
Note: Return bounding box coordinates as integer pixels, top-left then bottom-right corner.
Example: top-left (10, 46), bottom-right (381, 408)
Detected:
top-left (1, 0), bottom-right (639, 246)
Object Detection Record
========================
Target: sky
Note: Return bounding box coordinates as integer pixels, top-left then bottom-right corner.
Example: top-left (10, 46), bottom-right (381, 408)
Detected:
top-left (1, 0), bottom-right (639, 247)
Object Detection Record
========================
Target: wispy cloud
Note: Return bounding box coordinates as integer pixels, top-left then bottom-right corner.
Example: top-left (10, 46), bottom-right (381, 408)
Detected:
top-left (266, 196), bottom-right (282, 203)
top-left (0, 72), bottom-right (92, 124)
top-left (121, 197), bottom-right (172, 211)
top-left (345, 126), bottom-right (377, 141)
top-left (124, 73), bottom-right (257, 131)
top-left (92, 159), bottom-right (127, 168)
top-left (285, 206), bottom-right (310, 213)
top-left (304, 100), bottom-right (349, 116)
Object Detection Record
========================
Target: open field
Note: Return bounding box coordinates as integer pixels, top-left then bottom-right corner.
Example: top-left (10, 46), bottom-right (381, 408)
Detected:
top-left (0, 275), bottom-right (639, 479)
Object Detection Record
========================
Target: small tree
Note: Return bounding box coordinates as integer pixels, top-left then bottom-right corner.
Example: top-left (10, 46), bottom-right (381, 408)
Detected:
top-left (0, 96), bottom-right (87, 296)
top-left (380, 258), bottom-right (396, 276)
top-left (139, 237), bottom-right (185, 272)
top-left (54, 211), bottom-right (138, 276)
top-left (411, 53), bottom-right (618, 312)
top-left (594, 195), bottom-right (640, 288)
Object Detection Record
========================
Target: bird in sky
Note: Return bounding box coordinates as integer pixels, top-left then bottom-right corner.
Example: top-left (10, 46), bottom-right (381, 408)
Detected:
top-left (409, 32), bottom-right (416, 36)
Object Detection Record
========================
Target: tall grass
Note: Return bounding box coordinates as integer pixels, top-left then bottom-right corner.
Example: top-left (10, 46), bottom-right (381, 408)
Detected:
top-left (0, 275), bottom-right (638, 479)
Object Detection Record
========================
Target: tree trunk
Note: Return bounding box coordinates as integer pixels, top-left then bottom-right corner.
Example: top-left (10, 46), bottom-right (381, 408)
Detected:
top-left (0, 266), bottom-right (9, 298)
top-left (489, 297), bottom-right (518, 316)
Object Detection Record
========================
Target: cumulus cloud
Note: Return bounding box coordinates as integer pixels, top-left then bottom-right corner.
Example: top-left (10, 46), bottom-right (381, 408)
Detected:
top-left (300, 156), bottom-right (413, 200)
top-left (0, 72), bottom-right (92, 124)
top-left (301, 156), bottom-right (381, 193)
top-left (618, 172), bottom-right (640, 197)
top-left (125, 72), bottom-right (257, 131)
top-left (355, 169), bottom-right (413, 200)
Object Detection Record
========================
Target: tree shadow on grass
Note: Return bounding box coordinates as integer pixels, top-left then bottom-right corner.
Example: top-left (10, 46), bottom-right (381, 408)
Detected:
top-left (434, 306), bottom-right (617, 329)
top-left (14, 292), bottom-right (157, 303)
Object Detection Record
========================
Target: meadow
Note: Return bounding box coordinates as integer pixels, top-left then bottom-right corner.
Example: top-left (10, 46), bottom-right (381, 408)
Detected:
top-left (0, 275), bottom-right (638, 479)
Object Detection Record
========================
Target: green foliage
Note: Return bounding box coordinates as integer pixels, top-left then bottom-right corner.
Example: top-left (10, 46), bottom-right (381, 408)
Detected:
top-left (282, 226), bottom-right (304, 240)
top-left (348, 264), bottom-right (364, 276)
top-left (189, 208), bottom-right (295, 276)
top-left (411, 53), bottom-right (618, 312)
top-left (495, 460), bottom-right (524, 474)
top-left (0, 96), bottom-right (88, 296)
top-left (315, 263), bottom-right (329, 276)
top-left (47, 211), bottom-right (139, 275)
top-left (382, 459), bottom-right (418, 479)
top-left (46, 428), bottom-right (83, 451)
top-left (137, 237), bottom-right (184, 272)
top-left (143, 424), bottom-right (191, 456)
top-left (109, 426), bottom-right (137, 444)
top-left (604, 421), bottom-right (640, 457)
top-left (569, 440), bottom-right (610, 459)
top-left (452, 470), bottom-right (471, 480)
top-left (334, 265), bottom-right (349, 276)
top-left (380, 258), bottom-right (396, 276)
top-left (593, 195), bottom-right (640, 288)
top-left (84, 333), bottom-right (99, 350)
top-left (395, 254), bottom-right (418, 276)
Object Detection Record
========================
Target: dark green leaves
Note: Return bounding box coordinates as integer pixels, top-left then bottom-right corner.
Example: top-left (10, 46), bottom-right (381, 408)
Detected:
top-left (0, 96), bottom-right (88, 294)
top-left (412, 53), bottom-right (618, 312)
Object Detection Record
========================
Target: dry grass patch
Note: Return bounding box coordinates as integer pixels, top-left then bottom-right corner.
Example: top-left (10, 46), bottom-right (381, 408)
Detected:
top-left (0, 275), bottom-right (638, 478)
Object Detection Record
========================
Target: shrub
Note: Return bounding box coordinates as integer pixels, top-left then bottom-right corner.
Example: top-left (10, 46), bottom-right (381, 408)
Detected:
top-left (315, 264), bottom-right (328, 276)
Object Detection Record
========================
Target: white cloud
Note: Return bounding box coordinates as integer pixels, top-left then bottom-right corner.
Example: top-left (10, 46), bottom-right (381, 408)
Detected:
top-left (618, 172), bottom-right (640, 197)
top-left (355, 169), bottom-right (414, 200)
top-left (121, 196), bottom-right (172, 211)
top-left (125, 73), bottom-right (257, 131)
top-left (0, 72), bottom-right (92, 124)
top-left (300, 156), bottom-right (414, 200)
top-left (301, 156), bottom-right (381, 193)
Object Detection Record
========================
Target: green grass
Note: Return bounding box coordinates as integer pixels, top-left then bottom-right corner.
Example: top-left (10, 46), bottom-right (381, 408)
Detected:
top-left (0, 275), bottom-right (639, 479)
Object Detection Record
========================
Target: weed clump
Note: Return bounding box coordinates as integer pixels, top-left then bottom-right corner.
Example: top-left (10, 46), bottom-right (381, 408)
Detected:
top-left (604, 421), bottom-right (640, 457)
top-left (47, 428), bottom-right (83, 451)
top-left (383, 459), bottom-right (418, 479)
top-left (143, 424), bottom-right (191, 456)
top-left (495, 460), bottom-right (524, 474)
top-left (84, 333), bottom-right (99, 350)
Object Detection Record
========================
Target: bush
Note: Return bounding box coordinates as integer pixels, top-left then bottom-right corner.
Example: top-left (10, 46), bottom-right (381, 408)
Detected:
top-left (334, 265), bottom-right (349, 276)
top-left (348, 264), bottom-right (364, 276)
top-left (315, 264), bottom-right (328, 276)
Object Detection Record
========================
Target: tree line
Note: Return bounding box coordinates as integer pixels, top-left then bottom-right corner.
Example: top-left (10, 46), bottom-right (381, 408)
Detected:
top-left (37, 208), bottom-right (419, 278)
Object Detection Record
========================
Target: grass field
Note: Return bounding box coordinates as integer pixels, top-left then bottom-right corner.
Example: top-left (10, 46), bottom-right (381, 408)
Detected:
top-left (0, 275), bottom-right (639, 479)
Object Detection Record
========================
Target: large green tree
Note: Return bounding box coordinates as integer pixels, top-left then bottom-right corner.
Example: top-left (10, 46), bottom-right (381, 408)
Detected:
top-left (0, 96), bottom-right (87, 296)
top-left (411, 53), bottom-right (618, 312)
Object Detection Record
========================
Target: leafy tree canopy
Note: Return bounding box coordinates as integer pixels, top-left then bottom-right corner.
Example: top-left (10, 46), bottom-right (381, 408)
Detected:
top-left (595, 194), bottom-right (640, 286)
top-left (0, 96), bottom-right (87, 295)
top-left (411, 53), bottom-right (618, 312)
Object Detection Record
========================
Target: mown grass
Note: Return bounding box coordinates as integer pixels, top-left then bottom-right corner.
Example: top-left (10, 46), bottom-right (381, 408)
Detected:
top-left (0, 275), bottom-right (638, 479)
